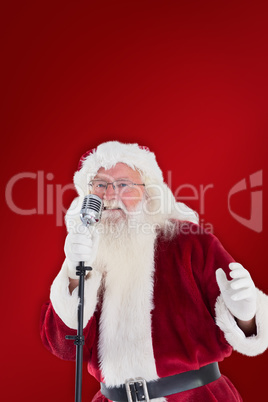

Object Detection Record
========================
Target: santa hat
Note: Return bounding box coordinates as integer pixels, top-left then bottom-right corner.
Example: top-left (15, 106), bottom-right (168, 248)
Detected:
top-left (73, 141), bottom-right (164, 197)
top-left (67, 140), bottom-right (198, 226)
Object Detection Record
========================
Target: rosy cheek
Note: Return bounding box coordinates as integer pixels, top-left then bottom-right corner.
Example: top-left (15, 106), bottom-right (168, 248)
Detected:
top-left (122, 194), bottom-right (141, 207)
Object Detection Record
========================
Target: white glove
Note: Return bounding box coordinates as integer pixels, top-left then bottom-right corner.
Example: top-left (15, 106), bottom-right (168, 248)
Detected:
top-left (216, 262), bottom-right (257, 321)
top-left (64, 226), bottom-right (100, 279)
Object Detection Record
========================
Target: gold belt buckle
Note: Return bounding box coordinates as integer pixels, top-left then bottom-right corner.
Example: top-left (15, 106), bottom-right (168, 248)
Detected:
top-left (125, 377), bottom-right (150, 402)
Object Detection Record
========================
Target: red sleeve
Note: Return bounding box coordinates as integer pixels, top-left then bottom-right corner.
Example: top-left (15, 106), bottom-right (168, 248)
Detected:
top-left (195, 233), bottom-right (235, 316)
top-left (40, 301), bottom-right (97, 362)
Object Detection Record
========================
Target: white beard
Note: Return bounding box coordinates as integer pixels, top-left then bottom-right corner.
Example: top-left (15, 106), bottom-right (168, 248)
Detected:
top-left (92, 203), bottom-right (167, 401)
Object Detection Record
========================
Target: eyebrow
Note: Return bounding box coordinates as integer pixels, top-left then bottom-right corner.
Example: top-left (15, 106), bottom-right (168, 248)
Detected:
top-left (93, 177), bottom-right (132, 181)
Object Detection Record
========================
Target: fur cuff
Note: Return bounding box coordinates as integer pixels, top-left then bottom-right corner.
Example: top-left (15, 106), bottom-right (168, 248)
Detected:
top-left (50, 260), bottom-right (102, 329)
top-left (215, 288), bottom-right (268, 356)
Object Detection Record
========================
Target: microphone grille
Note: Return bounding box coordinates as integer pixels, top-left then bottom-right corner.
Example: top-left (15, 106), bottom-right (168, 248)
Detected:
top-left (80, 194), bottom-right (103, 226)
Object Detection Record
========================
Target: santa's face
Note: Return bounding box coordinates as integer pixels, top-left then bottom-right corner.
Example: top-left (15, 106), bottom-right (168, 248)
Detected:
top-left (90, 163), bottom-right (145, 218)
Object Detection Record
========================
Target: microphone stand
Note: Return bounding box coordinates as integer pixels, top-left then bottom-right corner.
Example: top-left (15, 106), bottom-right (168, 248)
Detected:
top-left (65, 193), bottom-right (103, 402)
top-left (66, 261), bottom-right (92, 402)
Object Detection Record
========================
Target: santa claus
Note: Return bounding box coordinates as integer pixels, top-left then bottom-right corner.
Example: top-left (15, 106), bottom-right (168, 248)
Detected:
top-left (41, 141), bottom-right (268, 401)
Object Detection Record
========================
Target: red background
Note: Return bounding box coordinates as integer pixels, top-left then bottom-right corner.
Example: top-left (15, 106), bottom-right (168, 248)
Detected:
top-left (1, 1), bottom-right (267, 401)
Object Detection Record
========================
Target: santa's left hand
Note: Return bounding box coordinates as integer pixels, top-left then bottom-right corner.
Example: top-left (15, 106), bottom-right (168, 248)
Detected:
top-left (216, 262), bottom-right (257, 321)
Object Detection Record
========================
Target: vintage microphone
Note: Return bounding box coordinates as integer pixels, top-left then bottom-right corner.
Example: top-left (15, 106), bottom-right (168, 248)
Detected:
top-left (66, 194), bottom-right (103, 402)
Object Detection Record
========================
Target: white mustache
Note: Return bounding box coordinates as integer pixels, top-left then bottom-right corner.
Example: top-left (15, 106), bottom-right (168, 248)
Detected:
top-left (103, 200), bottom-right (125, 210)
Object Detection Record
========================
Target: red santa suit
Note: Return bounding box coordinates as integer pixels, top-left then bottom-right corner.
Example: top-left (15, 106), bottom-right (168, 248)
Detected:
top-left (41, 222), bottom-right (268, 402)
top-left (41, 141), bottom-right (268, 401)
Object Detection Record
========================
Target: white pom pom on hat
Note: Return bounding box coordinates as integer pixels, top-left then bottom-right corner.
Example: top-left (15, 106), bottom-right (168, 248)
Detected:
top-left (73, 141), bottom-right (164, 197)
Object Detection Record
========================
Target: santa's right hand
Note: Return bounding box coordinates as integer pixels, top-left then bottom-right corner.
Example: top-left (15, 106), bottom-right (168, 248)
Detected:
top-left (64, 230), bottom-right (99, 279)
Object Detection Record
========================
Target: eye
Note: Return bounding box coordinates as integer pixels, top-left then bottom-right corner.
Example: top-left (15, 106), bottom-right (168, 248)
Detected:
top-left (92, 180), bottom-right (107, 189)
top-left (116, 180), bottom-right (131, 189)
top-left (96, 182), bottom-right (106, 188)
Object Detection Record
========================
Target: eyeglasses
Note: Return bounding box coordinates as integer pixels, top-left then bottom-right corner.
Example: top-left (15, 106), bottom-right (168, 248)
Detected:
top-left (88, 179), bottom-right (145, 194)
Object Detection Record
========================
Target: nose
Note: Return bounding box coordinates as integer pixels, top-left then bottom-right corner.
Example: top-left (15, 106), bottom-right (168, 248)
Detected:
top-left (103, 183), bottom-right (117, 200)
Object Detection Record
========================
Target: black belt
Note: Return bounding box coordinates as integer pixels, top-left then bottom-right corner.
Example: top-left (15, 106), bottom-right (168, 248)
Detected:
top-left (101, 362), bottom-right (221, 401)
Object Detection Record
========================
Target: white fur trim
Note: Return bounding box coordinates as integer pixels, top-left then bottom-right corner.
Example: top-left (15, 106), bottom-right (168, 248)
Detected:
top-left (50, 259), bottom-right (102, 329)
top-left (74, 141), bottom-right (163, 198)
top-left (215, 288), bottom-right (268, 356)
